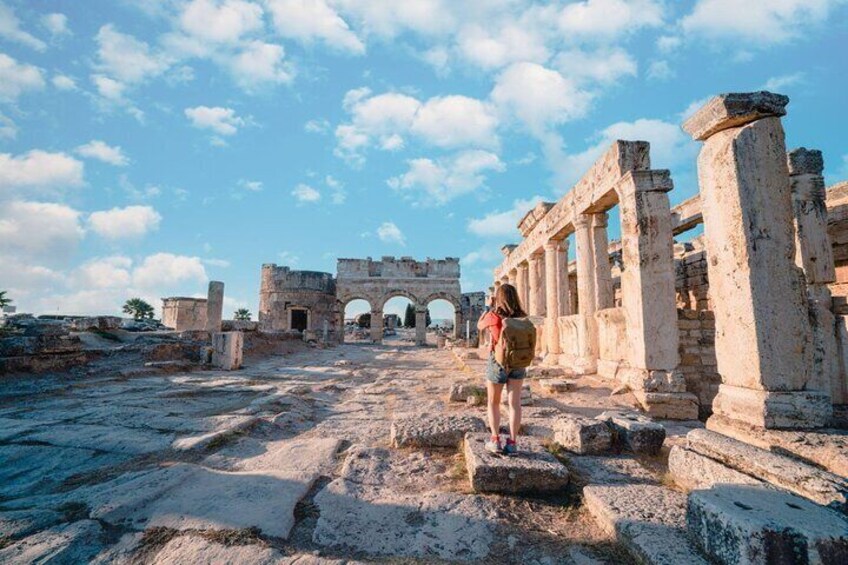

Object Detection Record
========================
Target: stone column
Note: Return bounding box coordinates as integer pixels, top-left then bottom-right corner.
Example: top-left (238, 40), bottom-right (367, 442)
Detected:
top-left (415, 306), bottom-right (427, 346)
top-left (516, 262), bottom-right (529, 313)
top-left (205, 281), bottom-right (224, 332)
top-left (557, 239), bottom-right (571, 316)
top-left (591, 213), bottom-right (614, 310)
top-left (527, 253), bottom-right (545, 316)
top-left (574, 214), bottom-right (598, 374)
top-left (544, 240), bottom-right (562, 360)
top-left (454, 310), bottom-right (463, 340)
top-left (788, 148), bottom-right (843, 404)
top-left (684, 92), bottom-right (830, 429)
top-left (618, 170), bottom-right (696, 419)
top-left (370, 309), bottom-right (383, 343)
top-left (507, 269), bottom-right (517, 288)
top-left (336, 308), bottom-right (345, 343)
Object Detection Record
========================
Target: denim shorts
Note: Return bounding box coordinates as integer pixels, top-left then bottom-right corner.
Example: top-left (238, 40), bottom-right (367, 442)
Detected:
top-left (485, 353), bottom-right (526, 385)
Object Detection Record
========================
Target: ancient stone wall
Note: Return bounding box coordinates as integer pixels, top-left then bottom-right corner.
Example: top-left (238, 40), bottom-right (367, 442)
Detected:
top-left (677, 309), bottom-right (720, 419)
top-left (258, 264), bottom-right (337, 334)
top-left (162, 297), bottom-right (207, 331)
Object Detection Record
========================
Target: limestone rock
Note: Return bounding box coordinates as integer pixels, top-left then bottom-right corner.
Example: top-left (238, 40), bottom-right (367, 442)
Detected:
top-left (212, 331), bottom-right (243, 370)
top-left (568, 456), bottom-right (658, 486)
top-left (448, 382), bottom-right (485, 403)
top-left (668, 446), bottom-right (763, 491)
top-left (390, 415), bottom-right (485, 448)
top-left (501, 382), bottom-right (533, 406)
top-left (553, 414), bottom-right (612, 455)
top-left (0, 520), bottom-right (105, 565)
top-left (787, 147), bottom-right (824, 175)
top-left (686, 429), bottom-right (848, 513)
top-left (687, 485), bottom-right (848, 565)
top-left (597, 411), bottom-right (666, 456)
top-left (683, 91), bottom-right (789, 141)
top-left (150, 535), bottom-right (284, 564)
top-left (463, 433), bottom-right (568, 494)
top-left (538, 378), bottom-right (572, 393)
top-left (69, 316), bottom-right (122, 331)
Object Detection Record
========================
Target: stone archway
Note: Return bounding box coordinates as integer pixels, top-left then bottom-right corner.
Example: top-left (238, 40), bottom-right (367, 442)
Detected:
top-left (421, 292), bottom-right (463, 340)
top-left (337, 295), bottom-right (377, 343)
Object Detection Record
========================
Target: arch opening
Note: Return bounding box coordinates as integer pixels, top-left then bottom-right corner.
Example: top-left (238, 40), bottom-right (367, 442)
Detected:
top-left (343, 298), bottom-right (372, 342)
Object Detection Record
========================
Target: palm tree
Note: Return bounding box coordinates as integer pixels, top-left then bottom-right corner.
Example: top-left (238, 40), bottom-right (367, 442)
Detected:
top-left (123, 298), bottom-right (155, 320)
top-left (234, 308), bottom-right (252, 321)
top-left (0, 291), bottom-right (11, 310)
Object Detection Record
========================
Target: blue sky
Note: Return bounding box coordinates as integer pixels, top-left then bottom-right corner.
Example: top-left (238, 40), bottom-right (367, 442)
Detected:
top-left (1, 0), bottom-right (847, 321)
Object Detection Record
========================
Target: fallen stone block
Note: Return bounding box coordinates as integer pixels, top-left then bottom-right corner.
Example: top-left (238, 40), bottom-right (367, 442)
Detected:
top-left (583, 484), bottom-right (710, 565)
top-left (668, 445), bottom-right (763, 491)
top-left (501, 382), bottom-right (533, 406)
top-left (685, 429), bottom-right (848, 513)
top-left (69, 316), bottom-right (122, 332)
top-left (538, 378), bottom-right (573, 393)
top-left (597, 411), bottom-right (666, 456)
top-left (635, 391), bottom-right (700, 420)
top-left (448, 382), bottom-right (485, 403)
top-left (463, 433), bottom-right (568, 494)
top-left (212, 331), bottom-right (243, 370)
top-left (390, 415), bottom-right (485, 448)
top-left (687, 485), bottom-right (848, 565)
top-left (553, 414), bottom-right (612, 455)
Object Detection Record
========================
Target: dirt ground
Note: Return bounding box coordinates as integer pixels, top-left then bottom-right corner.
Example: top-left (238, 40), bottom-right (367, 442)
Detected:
top-left (0, 331), bottom-right (691, 564)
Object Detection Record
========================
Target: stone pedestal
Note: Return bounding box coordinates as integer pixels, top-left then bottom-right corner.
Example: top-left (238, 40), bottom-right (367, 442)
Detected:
top-left (370, 310), bottom-right (383, 343)
top-left (212, 331), bottom-right (242, 370)
top-left (414, 308), bottom-right (426, 346)
top-left (684, 92), bottom-right (831, 429)
top-left (464, 433), bottom-right (569, 494)
top-left (205, 281), bottom-right (224, 332)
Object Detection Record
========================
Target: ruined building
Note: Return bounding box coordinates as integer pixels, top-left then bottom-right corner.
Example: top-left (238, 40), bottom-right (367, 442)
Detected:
top-left (258, 265), bottom-right (337, 336)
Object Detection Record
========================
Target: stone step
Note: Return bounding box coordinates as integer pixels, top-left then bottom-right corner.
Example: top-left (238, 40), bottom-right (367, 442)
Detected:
top-left (583, 484), bottom-right (710, 565)
top-left (685, 429), bottom-right (848, 513)
top-left (668, 446), bottom-right (764, 491)
top-left (390, 415), bottom-right (485, 448)
top-left (553, 414), bottom-right (612, 455)
top-left (687, 485), bottom-right (848, 565)
top-left (463, 433), bottom-right (569, 494)
top-left (597, 411), bottom-right (666, 456)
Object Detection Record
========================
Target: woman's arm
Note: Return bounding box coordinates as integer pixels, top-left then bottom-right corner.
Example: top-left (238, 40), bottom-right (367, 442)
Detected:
top-left (477, 311), bottom-right (493, 331)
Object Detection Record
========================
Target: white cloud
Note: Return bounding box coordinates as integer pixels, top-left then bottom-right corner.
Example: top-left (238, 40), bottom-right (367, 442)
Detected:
top-left (304, 118), bottom-right (330, 133)
top-left (0, 112), bottom-right (17, 140)
top-left (292, 183), bottom-right (321, 202)
top-left (410, 95), bottom-right (499, 149)
top-left (467, 196), bottom-right (544, 238)
top-left (388, 149), bottom-right (505, 205)
top-left (238, 179), bottom-right (263, 191)
top-left (179, 0), bottom-right (263, 44)
top-left (0, 150), bottom-right (84, 196)
top-left (325, 175), bottom-right (347, 204)
top-left (88, 205), bottom-right (162, 239)
top-left (42, 13), bottom-right (71, 38)
top-left (75, 140), bottom-right (129, 166)
top-left (185, 105), bottom-right (246, 135)
top-left (554, 47), bottom-right (637, 85)
top-left (656, 35), bottom-right (681, 53)
top-left (94, 24), bottom-right (170, 85)
top-left (74, 256), bottom-right (133, 289)
top-left (132, 252), bottom-right (207, 289)
top-left (681, 0), bottom-right (843, 44)
top-left (377, 221), bottom-right (405, 245)
top-left (203, 258), bottom-right (231, 267)
top-left (762, 72), bottom-right (805, 91)
top-left (456, 22), bottom-right (549, 70)
top-left (0, 200), bottom-right (84, 258)
top-left (265, 0), bottom-right (365, 54)
top-left (225, 40), bottom-right (294, 88)
top-left (0, 53), bottom-right (46, 101)
top-left (332, 0), bottom-right (455, 38)
top-left (52, 74), bottom-right (77, 90)
top-left (647, 60), bottom-right (674, 81)
top-left (278, 250), bottom-right (300, 265)
top-left (0, 2), bottom-right (47, 50)
top-left (558, 0), bottom-right (665, 39)
top-left (491, 62), bottom-right (591, 135)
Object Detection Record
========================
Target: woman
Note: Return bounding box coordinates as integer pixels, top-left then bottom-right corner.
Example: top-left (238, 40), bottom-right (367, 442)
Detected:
top-left (477, 283), bottom-right (527, 455)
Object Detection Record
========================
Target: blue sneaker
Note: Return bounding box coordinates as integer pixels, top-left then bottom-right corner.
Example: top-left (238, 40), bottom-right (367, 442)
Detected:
top-left (503, 439), bottom-right (518, 456)
top-left (484, 436), bottom-right (502, 454)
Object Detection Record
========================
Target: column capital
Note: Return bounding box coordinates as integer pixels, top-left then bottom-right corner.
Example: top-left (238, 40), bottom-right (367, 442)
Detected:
top-left (573, 214), bottom-right (592, 230)
top-left (544, 239), bottom-right (564, 253)
top-left (591, 212), bottom-right (609, 229)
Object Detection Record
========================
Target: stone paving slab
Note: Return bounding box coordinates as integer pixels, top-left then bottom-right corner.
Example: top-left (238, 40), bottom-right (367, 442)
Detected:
top-left (464, 432), bottom-right (569, 494)
top-left (390, 414), bottom-right (485, 448)
top-left (18, 422), bottom-right (174, 455)
top-left (668, 445), bottom-right (763, 491)
top-left (688, 485), bottom-right (848, 565)
top-left (0, 520), bottom-right (105, 565)
top-left (583, 484), bottom-right (710, 565)
top-left (686, 428), bottom-right (848, 513)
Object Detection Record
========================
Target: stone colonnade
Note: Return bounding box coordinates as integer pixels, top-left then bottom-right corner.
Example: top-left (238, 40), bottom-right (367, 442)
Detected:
top-left (493, 91), bottom-right (843, 428)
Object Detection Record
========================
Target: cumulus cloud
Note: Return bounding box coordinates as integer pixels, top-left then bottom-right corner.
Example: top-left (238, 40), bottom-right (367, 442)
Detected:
top-left (0, 112), bottom-right (17, 140)
top-left (265, 0), bottom-right (365, 54)
top-left (456, 22), bottom-right (549, 70)
top-left (387, 149), bottom-right (505, 206)
top-left (41, 13), bottom-right (71, 38)
top-left (88, 205), bottom-right (162, 239)
top-left (467, 196), bottom-right (544, 238)
top-left (179, 0), bottom-right (263, 44)
top-left (238, 179), bottom-right (263, 192)
top-left (94, 24), bottom-right (171, 86)
top-left (132, 252), bottom-right (207, 289)
top-left (377, 221), bottom-right (405, 245)
top-left (292, 183), bottom-right (321, 202)
top-left (0, 53), bottom-right (46, 101)
top-left (52, 74), bottom-right (77, 90)
top-left (558, 0), bottom-right (665, 39)
top-left (75, 140), bottom-right (129, 166)
top-left (762, 72), bottom-right (805, 91)
top-left (0, 200), bottom-right (85, 258)
top-left (225, 40), bottom-right (294, 89)
top-left (0, 2), bottom-right (47, 51)
top-left (0, 150), bottom-right (84, 197)
top-left (73, 256), bottom-right (133, 289)
top-left (554, 47), bottom-right (637, 85)
top-left (185, 105), bottom-right (246, 135)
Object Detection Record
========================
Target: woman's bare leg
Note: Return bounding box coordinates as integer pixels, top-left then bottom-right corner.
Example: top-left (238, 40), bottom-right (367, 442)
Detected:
top-left (507, 379), bottom-right (523, 441)
top-left (486, 382), bottom-right (503, 436)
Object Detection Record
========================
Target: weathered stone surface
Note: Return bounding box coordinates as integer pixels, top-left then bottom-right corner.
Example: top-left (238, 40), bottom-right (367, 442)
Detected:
top-left (686, 429), bottom-right (848, 512)
top-left (464, 433), bottom-right (568, 494)
top-left (448, 382), bottom-right (485, 402)
top-left (553, 414), bottom-right (612, 455)
top-left (69, 316), bottom-right (123, 331)
top-left (634, 390), bottom-right (700, 421)
top-left (568, 456), bottom-right (658, 486)
top-left (390, 415), bottom-right (485, 448)
top-left (538, 378), bottom-right (572, 393)
top-left (597, 411), bottom-right (666, 456)
top-left (150, 536), bottom-right (285, 564)
top-left (0, 509), bottom-right (63, 543)
top-left (788, 147), bottom-right (824, 176)
top-left (501, 382), bottom-right (533, 405)
top-left (206, 280), bottom-right (225, 332)
top-left (668, 445), bottom-right (763, 491)
top-left (0, 520), bottom-right (105, 565)
top-left (212, 331), bottom-right (243, 370)
top-left (683, 91), bottom-right (789, 141)
top-left (584, 484), bottom-right (710, 565)
top-left (687, 485), bottom-right (848, 565)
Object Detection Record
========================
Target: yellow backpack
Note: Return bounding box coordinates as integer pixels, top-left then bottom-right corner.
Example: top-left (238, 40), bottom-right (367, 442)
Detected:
top-left (494, 317), bottom-right (536, 371)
